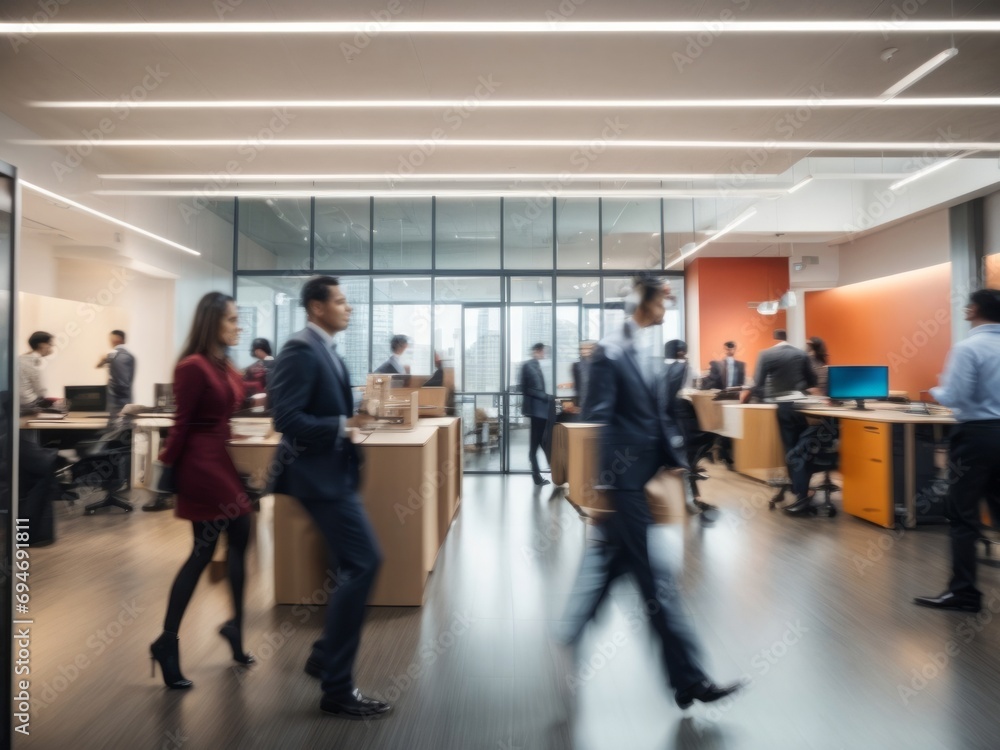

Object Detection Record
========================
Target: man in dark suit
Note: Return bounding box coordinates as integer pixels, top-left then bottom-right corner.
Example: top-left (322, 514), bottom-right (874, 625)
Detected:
top-left (559, 274), bottom-right (742, 710)
top-left (97, 329), bottom-right (135, 421)
top-left (374, 334), bottom-right (409, 375)
top-left (749, 329), bottom-right (817, 402)
top-left (520, 342), bottom-right (553, 486)
top-left (269, 276), bottom-right (390, 720)
top-left (701, 341), bottom-right (745, 390)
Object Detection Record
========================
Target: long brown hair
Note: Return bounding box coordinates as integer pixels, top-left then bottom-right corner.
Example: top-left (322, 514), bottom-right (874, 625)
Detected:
top-left (179, 292), bottom-right (235, 365)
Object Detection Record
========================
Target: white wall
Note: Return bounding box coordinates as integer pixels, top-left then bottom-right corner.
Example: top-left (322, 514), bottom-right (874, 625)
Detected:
top-left (834, 210), bottom-right (950, 286)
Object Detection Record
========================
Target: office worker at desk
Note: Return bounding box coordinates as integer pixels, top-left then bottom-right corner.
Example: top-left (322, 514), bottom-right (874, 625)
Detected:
top-left (915, 289), bottom-right (1000, 613)
top-left (96, 329), bottom-right (135, 420)
top-left (150, 293), bottom-right (255, 690)
top-left (806, 336), bottom-right (829, 396)
top-left (559, 274), bottom-right (741, 711)
top-left (748, 329), bottom-right (817, 401)
top-left (374, 334), bottom-right (410, 375)
top-left (701, 341), bottom-right (745, 390)
top-left (268, 275), bottom-right (390, 720)
top-left (18, 331), bottom-right (55, 411)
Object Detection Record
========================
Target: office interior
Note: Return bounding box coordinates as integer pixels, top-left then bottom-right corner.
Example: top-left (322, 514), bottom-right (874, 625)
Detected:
top-left (2, 1), bottom-right (1000, 748)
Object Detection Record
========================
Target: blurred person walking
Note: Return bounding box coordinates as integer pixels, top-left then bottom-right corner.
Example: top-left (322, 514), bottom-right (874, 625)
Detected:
top-left (150, 292), bottom-right (255, 689)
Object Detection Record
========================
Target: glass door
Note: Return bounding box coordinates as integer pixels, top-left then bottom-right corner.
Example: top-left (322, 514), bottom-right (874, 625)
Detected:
top-left (459, 304), bottom-right (504, 472)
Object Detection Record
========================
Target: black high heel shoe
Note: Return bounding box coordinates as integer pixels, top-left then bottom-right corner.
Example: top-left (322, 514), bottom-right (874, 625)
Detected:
top-left (219, 620), bottom-right (255, 665)
top-left (150, 633), bottom-right (193, 689)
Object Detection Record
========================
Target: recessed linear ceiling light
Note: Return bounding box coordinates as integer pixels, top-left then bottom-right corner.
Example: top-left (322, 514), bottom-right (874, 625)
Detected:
top-left (93, 188), bottom-right (785, 199)
top-left (1, 21), bottom-right (999, 33)
top-left (786, 176), bottom-right (814, 194)
top-left (21, 138), bottom-right (1000, 150)
top-left (97, 172), bottom-right (773, 182)
top-left (31, 96), bottom-right (1000, 109)
top-left (664, 207), bottom-right (757, 269)
top-left (881, 48), bottom-right (959, 100)
top-left (21, 181), bottom-right (201, 256)
top-left (889, 151), bottom-right (977, 191)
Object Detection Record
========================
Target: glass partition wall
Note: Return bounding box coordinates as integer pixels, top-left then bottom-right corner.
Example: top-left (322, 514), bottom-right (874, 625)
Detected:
top-left (235, 196), bottom-right (685, 473)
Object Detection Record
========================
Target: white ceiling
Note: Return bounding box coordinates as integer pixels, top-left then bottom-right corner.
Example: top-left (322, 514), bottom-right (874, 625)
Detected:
top-left (2, 0), bottom-right (1000, 262)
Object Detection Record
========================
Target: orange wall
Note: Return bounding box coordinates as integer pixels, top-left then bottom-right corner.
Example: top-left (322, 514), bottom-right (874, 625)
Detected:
top-left (987, 254), bottom-right (1000, 287)
top-left (686, 257), bottom-right (789, 371)
top-left (804, 263), bottom-right (952, 398)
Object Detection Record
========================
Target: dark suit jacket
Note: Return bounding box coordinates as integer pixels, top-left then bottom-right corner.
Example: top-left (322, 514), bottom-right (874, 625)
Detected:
top-left (583, 323), bottom-right (687, 492)
top-left (519, 359), bottom-right (551, 419)
top-left (268, 328), bottom-right (361, 499)
top-left (571, 359), bottom-right (592, 410)
top-left (702, 358), bottom-right (745, 390)
top-left (751, 344), bottom-right (817, 400)
top-left (374, 356), bottom-right (404, 375)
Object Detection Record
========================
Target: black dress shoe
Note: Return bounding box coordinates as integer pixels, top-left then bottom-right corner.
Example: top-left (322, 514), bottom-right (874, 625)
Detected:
top-left (675, 679), bottom-right (744, 710)
top-left (142, 494), bottom-right (173, 512)
top-left (783, 497), bottom-right (817, 516)
top-left (305, 656), bottom-right (323, 678)
top-left (320, 689), bottom-right (392, 719)
top-left (534, 478), bottom-right (551, 486)
top-left (914, 591), bottom-right (982, 612)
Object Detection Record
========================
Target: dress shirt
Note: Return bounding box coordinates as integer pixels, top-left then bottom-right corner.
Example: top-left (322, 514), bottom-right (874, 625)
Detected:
top-left (627, 319), bottom-right (659, 389)
top-left (930, 323), bottom-right (1000, 422)
top-left (725, 356), bottom-right (736, 388)
top-left (18, 351), bottom-right (46, 408)
top-left (540, 360), bottom-right (553, 396)
top-left (307, 322), bottom-right (349, 440)
top-left (389, 353), bottom-right (405, 374)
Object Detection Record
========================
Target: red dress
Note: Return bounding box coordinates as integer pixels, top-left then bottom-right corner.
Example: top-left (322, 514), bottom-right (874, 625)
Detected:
top-left (159, 354), bottom-right (251, 522)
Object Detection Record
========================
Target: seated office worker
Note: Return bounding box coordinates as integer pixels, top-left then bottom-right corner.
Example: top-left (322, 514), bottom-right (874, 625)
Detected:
top-left (96, 329), bottom-right (136, 420)
top-left (701, 341), bottom-right (746, 390)
top-left (19, 331), bottom-right (55, 412)
top-left (375, 334), bottom-right (410, 375)
top-left (268, 276), bottom-right (390, 720)
top-left (915, 289), bottom-right (1000, 613)
top-left (560, 274), bottom-right (742, 710)
top-left (748, 329), bottom-right (817, 401)
top-left (520, 343), bottom-right (554, 486)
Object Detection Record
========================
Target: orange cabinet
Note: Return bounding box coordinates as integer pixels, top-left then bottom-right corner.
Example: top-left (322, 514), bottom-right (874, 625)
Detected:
top-left (840, 420), bottom-right (894, 528)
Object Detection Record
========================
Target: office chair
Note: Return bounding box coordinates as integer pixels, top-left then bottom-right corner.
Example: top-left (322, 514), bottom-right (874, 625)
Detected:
top-left (64, 425), bottom-right (134, 515)
top-left (772, 403), bottom-right (839, 517)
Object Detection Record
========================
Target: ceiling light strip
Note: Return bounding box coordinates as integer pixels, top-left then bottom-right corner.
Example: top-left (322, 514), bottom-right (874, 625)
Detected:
top-left (665, 207), bottom-right (758, 269)
top-left (881, 48), bottom-right (959, 100)
top-left (96, 172), bottom-right (776, 182)
top-left (889, 151), bottom-right (978, 191)
top-left (2, 21), bottom-right (1000, 34)
top-left (92, 188), bottom-right (784, 198)
top-left (20, 138), bottom-right (1000, 150)
top-left (30, 97), bottom-right (1000, 109)
top-left (21, 181), bottom-right (201, 256)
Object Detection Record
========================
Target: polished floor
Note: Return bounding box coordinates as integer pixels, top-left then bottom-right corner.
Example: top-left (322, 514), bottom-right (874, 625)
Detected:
top-left (18, 466), bottom-right (1000, 750)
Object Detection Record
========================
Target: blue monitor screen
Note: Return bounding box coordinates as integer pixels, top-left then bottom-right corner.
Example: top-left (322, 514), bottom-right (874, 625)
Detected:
top-left (827, 366), bottom-right (889, 401)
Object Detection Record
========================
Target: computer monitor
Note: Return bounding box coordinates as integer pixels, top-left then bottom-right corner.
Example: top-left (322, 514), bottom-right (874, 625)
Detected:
top-left (827, 366), bottom-right (889, 410)
top-left (64, 385), bottom-right (107, 413)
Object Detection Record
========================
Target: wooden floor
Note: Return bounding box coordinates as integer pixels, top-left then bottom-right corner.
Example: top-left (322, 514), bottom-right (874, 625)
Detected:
top-left (18, 465), bottom-right (1000, 750)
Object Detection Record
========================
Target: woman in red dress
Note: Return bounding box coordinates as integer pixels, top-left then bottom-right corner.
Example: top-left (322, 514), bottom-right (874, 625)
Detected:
top-left (150, 292), bottom-right (255, 689)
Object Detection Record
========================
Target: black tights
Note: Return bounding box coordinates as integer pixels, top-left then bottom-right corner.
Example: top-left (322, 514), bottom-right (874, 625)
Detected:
top-left (163, 515), bottom-right (251, 635)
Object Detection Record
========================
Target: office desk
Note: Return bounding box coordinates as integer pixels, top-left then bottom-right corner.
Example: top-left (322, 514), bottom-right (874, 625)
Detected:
top-left (798, 405), bottom-right (955, 529)
top-left (719, 404), bottom-right (787, 482)
top-left (419, 416), bottom-right (463, 545)
top-left (21, 412), bottom-right (110, 430)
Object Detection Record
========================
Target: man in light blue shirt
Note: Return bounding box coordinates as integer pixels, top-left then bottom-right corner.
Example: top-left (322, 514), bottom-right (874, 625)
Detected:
top-left (916, 289), bottom-right (1000, 613)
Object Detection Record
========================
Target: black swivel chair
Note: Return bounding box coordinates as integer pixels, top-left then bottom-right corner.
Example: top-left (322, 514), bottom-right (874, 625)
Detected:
top-left (771, 402), bottom-right (839, 517)
top-left (62, 425), bottom-right (134, 515)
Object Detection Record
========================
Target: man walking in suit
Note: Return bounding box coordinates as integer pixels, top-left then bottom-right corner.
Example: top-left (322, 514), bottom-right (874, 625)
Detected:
top-left (96, 329), bottom-right (135, 421)
top-left (748, 329), bottom-right (817, 402)
top-left (269, 276), bottom-right (390, 720)
top-left (374, 335), bottom-right (409, 375)
top-left (520, 342), bottom-right (553, 486)
top-left (701, 341), bottom-right (745, 390)
top-left (558, 274), bottom-right (742, 710)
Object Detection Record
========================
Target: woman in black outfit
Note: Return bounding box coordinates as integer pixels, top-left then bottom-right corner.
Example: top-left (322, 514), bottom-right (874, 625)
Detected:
top-left (149, 293), bottom-right (255, 689)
